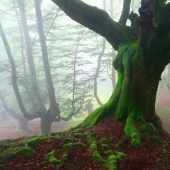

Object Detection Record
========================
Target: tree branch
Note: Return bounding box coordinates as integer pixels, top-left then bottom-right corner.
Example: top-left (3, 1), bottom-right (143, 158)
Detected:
top-left (0, 23), bottom-right (38, 120)
top-left (119, 0), bottom-right (131, 25)
top-left (51, 0), bottom-right (138, 50)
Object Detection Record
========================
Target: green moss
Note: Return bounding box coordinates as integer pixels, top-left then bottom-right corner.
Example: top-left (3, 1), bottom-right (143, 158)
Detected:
top-left (93, 150), bottom-right (106, 164)
top-left (157, 158), bottom-right (165, 166)
top-left (90, 141), bottom-right (106, 164)
top-left (150, 136), bottom-right (166, 145)
top-left (16, 147), bottom-right (34, 156)
top-left (85, 131), bottom-right (96, 144)
top-left (106, 152), bottom-right (126, 170)
top-left (62, 153), bottom-right (68, 160)
top-left (124, 113), bottom-right (141, 148)
top-left (1, 146), bottom-right (34, 164)
top-left (46, 150), bottom-right (61, 164)
top-left (114, 151), bottom-right (126, 161)
top-left (140, 123), bottom-right (157, 135)
top-left (27, 137), bottom-right (45, 148)
top-left (141, 132), bottom-right (151, 141)
top-left (136, 116), bottom-right (145, 124)
top-left (162, 148), bottom-right (167, 155)
top-left (109, 136), bottom-right (114, 142)
top-left (101, 144), bottom-right (109, 150)
top-left (62, 142), bottom-right (85, 150)
top-left (71, 132), bottom-right (84, 138)
top-left (27, 136), bottom-right (59, 148)
top-left (64, 138), bottom-right (73, 143)
top-left (90, 143), bottom-right (98, 151)
top-left (107, 155), bottom-right (117, 170)
top-left (99, 138), bottom-right (108, 144)
top-left (104, 150), bottom-right (114, 156)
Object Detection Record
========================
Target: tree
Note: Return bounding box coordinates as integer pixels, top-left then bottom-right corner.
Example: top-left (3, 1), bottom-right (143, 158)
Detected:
top-left (0, 0), bottom-right (62, 135)
top-left (51, 0), bottom-right (170, 147)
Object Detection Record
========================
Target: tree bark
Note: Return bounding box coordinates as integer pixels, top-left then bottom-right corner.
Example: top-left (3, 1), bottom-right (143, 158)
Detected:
top-left (33, 0), bottom-right (62, 135)
top-left (0, 23), bottom-right (35, 119)
top-left (17, 0), bottom-right (45, 112)
top-left (33, 0), bottom-right (60, 121)
top-left (51, 0), bottom-right (170, 147)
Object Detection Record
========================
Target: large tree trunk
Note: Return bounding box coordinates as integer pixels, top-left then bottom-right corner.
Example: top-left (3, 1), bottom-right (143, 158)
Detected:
top-left (51, 0), bottom-right (170, 147)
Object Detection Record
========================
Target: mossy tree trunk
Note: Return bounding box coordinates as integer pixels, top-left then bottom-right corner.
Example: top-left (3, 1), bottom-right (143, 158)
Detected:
top-left (51, 0), bottom-right (170, 146)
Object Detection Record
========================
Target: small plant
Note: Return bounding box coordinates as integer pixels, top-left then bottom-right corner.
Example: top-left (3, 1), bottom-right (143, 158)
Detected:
top-left (64, 138), bottom-right (73, 143)
top-left (62, 142), bottom-right (85, 150)
top-left (71, 132), bottom-right (84, 138)
top-left (93, 150), bottom-right (106, 164)
top-left (162, 148), bottom-right (167, 155)
top-left (46, 150), bottom-right (62, 164)
top-left (104, 150), bottom-right (113, 156)
top-left (101, 144), bottom-right (109, 149)
top-left (99, 138), bottom-right (108, 144)
top-left (140, 123), bottom-right (157, 135)
top-left (156, 158), bottom-right (165, 166)
top-left (90, 142), bottom-right (106, 164)
top-left (150, 136), bottom-right (166, 145)
top-left (27, 136), bottom-right (59, 148)
top-left (27, 137), bottom-right (45, 148)
top-left (62, 153), bottom-right (68, 160)
top-left (109, 136), bottom-right (114, 142)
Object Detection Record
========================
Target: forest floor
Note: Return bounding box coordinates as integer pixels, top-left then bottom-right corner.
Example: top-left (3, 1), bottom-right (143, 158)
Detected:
top-left (0, 117), bottom-right (84, 140)
top-left (0, 91), bottom-right (170, 169)
top-left (0, 113), bottom-right (169, 170)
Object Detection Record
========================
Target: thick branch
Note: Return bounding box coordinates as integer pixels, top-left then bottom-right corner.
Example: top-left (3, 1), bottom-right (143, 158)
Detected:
top-left (51, 0), bottom-right (137, 50)
top-left (119, 0), bottom-right (131, 25)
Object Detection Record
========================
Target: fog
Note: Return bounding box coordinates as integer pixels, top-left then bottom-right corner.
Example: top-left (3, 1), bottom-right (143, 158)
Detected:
top-left (0, 0), bottom-right (170, 140)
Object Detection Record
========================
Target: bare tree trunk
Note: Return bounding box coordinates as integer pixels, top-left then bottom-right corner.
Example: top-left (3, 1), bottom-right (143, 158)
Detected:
top-left (33, 0), bottom-right (60, 134)
top-left (17, 0), bottom-right (45, 112)
top-left (0, 23), bottom-right (30, 119)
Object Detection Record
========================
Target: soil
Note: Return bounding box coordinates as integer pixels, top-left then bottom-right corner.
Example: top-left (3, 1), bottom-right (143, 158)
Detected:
top-left (0, 114), bottom-right (170, 170)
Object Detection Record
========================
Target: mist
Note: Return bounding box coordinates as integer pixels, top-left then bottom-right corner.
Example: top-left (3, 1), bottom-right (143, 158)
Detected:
top-left (0, 0), bottom-right (170, 140)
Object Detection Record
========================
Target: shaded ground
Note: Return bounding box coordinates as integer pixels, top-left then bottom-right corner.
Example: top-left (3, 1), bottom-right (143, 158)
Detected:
top-left (0, 115), bottom-right (170, 170)
top-left (0, 105), bottom-right (169, 141)
top-left (0, 118), bottom-right (83, 140)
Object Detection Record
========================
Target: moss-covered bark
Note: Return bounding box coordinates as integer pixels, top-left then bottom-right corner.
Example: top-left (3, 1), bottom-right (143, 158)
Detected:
top-left (51, 0), bottom-right (170, 146)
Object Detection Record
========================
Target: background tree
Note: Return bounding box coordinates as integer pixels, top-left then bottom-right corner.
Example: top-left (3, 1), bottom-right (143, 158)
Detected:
top-left (51, 0), bottom-right (170, 147)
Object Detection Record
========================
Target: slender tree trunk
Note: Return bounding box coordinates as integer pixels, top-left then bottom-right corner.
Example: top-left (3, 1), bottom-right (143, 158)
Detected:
top-left (34, 0), bottom-right (60, 134)
top-left (16, 118), bottom-right (29, 132)
top-left (13, 0), bottom-right (28, 84)
top-left (0, 23), bottom-right (32, 119)
top-left (17, 0), bottom-right (45, 112)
